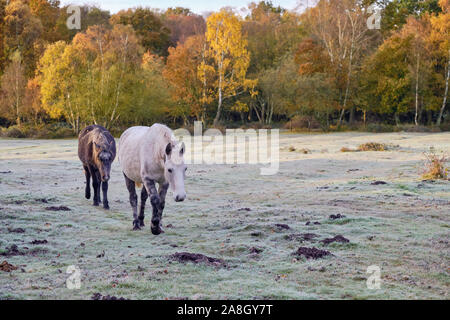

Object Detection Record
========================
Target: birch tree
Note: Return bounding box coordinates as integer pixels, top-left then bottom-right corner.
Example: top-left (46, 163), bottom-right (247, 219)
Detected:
top-left (199, 9), bottom-right (257, 126)
top-left (0, 51), bottom-right (26, 126)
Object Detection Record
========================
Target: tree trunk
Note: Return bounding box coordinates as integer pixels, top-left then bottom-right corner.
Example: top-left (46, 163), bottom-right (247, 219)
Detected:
top-left (213, 52), bottom-right (224, 127)
top-left (213, 86), bottom-right (222, 127)
top-left (415, 54), bottom-right (420, 126)
top-left (395, 112), bottom-right (400, 126)
top-left (436, 49), bottom-right (450, 126)
top-left (349, 106), bottom-right (355, 124)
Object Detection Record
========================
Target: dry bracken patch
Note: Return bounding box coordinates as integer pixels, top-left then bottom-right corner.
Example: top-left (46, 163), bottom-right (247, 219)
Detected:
top-left (421, 149), bottom-right (448, 180)
top-left (357, 142), bottom-right (388, 151)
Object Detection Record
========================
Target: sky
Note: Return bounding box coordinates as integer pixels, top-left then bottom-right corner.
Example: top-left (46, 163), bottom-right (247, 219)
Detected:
top-left (60, 0), bottom-right (300, 15)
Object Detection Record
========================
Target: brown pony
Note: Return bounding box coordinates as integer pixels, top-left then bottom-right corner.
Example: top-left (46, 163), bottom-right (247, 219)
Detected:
top-left (78, 125), bottom-right (116, 209)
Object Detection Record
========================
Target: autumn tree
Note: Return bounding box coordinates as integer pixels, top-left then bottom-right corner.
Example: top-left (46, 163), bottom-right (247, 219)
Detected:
top-left (301, 0), bottom-right (379, 125)
top-left (28, 0), bottom-right (61, 42)
top-left (378, 0), bottom-right (442, 36)
top-left (3, 0), bottom-right (43, 77)
top-left (111, 7), bottom-right (171, 56)
top-left (0, 51), bottom-right (27, 126)
top-left (429, 0), bottom-right (450, 125)
top-left (164, 35), bottom-right (208, 123)
top-left (199, 9), bottom-right (257, 126)
top-left (244, 1), bottom-right (302, 74)
top-left (24, 76), bottom-right (45, 124)
top-left (38, 25), bottom-right (144, 131)
top-left (53, 5), bottom-right (111, 43)
top-left (163, 8), bottom-right (206, 46)
top-left (0, 0), bottom-right (7, 74)
top-left (399, 16), bottom-right (433, 125)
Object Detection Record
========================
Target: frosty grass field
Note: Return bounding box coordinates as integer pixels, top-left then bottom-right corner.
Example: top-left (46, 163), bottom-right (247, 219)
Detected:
top-left (0, 131), bottom-right (449, 299)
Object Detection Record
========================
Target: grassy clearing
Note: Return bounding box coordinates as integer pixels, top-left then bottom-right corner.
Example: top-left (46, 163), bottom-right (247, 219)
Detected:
top-left (0, 132), bottom-right (449, 300)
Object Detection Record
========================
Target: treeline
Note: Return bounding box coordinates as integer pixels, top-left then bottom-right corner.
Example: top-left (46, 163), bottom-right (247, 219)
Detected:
top-left (0, 0), bottom-right (449, 136)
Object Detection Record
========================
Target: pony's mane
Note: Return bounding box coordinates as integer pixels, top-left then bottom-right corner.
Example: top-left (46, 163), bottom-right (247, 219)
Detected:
top-left (152, 124), bottom-right (183, 163)
top-left (92, 128), bottom-right (110, 149)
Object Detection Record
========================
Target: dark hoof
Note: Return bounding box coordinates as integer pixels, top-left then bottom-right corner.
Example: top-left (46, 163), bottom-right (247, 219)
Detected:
top-left (139, 219), bottom-right (145, 227)
top-left (151, 224), bottom-right (163, 235)
top-left (85, 192), bottom-right (91, 199)
top-left (133, 220), bottom-right (141, 231)
top-left (103, 203), bottom-right (110, 210)
top-left (151, 227), bottom-right (161, 235)
top-left (93, 202), bottom-right (99, 207)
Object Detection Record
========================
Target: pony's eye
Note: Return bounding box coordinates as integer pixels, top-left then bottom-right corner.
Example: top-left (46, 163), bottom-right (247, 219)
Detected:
top-left (168, 169), bottom-right (173, 173)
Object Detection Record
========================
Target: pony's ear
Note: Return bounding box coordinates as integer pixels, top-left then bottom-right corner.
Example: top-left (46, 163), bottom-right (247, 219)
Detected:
top-left (165, 143), bottom-right (172, 157)
top-left (179, 142), bottom-right (185, 156)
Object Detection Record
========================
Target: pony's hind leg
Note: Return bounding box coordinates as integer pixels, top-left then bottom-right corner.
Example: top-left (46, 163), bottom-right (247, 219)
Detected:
top-left (139, 187), bottom-right (148, 227)
top-left (124, 173), bottom-right (140, 230)
top-left (83, 165), bottom-right (91, 199)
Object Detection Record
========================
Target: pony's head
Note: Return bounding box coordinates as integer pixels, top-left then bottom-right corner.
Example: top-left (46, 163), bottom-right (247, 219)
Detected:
top-left (164, 141), bottom-right (186, 202)
top-left (93, 138), bottom-right (114, 182)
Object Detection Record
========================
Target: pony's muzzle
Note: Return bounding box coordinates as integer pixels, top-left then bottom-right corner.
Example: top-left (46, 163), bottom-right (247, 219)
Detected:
top-left (101, 174), bottom-right (110, 182)
top-left (174, 192), bottom-right (186, 202)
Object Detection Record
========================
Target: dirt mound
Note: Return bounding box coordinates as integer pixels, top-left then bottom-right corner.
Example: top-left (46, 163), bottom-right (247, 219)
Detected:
top-left (45, 206), bottom-right (71, 211)
top-left (274, 224), bottom-right (290, 230)
top-left (292, 247), bottom-right (331, 260)
top-left (249, 247), bottom-right (263, 254)
top-left (0, 244), bottom-right (24, 257)
top-left (170, 252), bottom-right (225, 267)
top-left (0, 260), bottom-right (18, 272)
top-left (30, 240), bottom-right (48, 245)
top-left (329, 214), bottom-right (346, 220)
top-left (305, 221), bottom-right (321, 226)
top-left (91, 293), bottom-right (128, 300)
top-left (321, 235), bottom-right (350, 245)
top-left (8, 227), bottom-right (25, 233)
top-left (371, 181), bottom-right (387, 185)
top-left (34, 198), bottom-right (50, 203)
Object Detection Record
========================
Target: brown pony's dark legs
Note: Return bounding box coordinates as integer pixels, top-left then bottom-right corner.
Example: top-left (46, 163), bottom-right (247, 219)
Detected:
top-left (91, 166), bottom-right (101, 206)
top-left (83, 165), bottom-right (91, 199)
top-left (124, 173), bottom-right (139, 230)
top-left (139, 187), bottom-right (148, 227)
top-left (102, 181), bottom-right (109, 210)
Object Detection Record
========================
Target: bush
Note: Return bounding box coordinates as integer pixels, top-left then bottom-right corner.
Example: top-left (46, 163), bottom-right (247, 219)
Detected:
top-left (358, 142), bottom-right (388, 151)
top-left (421, 149), bottom-right (448, 180)
top-left (1, 126), bottom-right (26, 138)
top-left (365, 123), bottom-right (398, 133)
top-left (284, 115), bottom-right (321, 131)
top-left (50, 127), bottom-right (75, 139)
top-left (0, 124), bottom-right (76, 139)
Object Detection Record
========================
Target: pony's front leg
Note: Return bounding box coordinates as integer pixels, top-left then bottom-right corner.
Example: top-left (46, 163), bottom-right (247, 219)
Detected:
top-left (102, 181), bottom-right (109, 210)
top-left (158, 183), bottom-right (169, 230)
top-left (124, 173), bottom-right (140, 230)
top-left (83, 165), bottom-right (91, 199)
top-left (143, 177), bottom-right (162, 235)
top-left (91, 166), bottom-right (100, 206)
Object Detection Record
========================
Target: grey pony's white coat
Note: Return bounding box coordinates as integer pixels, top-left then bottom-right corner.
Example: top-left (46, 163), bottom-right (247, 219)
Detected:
top-left (118, 124), bottom-right (186, 235)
